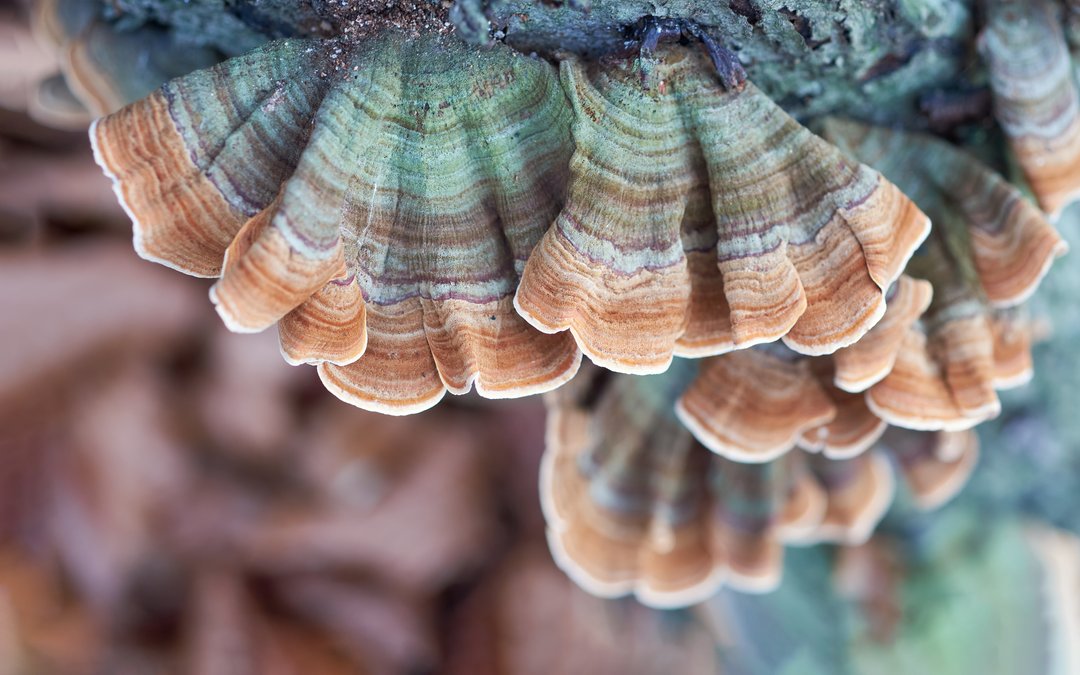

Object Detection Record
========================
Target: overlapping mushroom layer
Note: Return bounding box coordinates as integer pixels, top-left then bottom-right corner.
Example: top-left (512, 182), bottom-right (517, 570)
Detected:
top-left (92, 34), bottom-right (937, 415)
top-left (540, 334), bottom-right (987, 606)
top-left (515, 47), bottom-right (929, 374)
top-left (823, 119), bottom-right (1065, 432)
top-left (980, 0), bottom-right (1080, 219)
top-left (541, 362), bottom-right (899, 608)
top-left (539, 114), bottom-right (1063, 607)
top-left (88, 17), bottom-right (1066, 609)
top-left (93, 32), bottom-right (582, 414)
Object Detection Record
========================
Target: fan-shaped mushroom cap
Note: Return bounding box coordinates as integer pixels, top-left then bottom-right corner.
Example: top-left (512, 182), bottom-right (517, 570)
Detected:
top-left (821, 119), bottom-right (1059, 432)
top-left (799, 451), bottom-right (896, 546)
top-left (881, 428), bottom-right (979, 510)
top-left (832, 275), bottom-right (933, 393)
top-left (276, 273), bottom-right (368, 367)
top-left (799, 383), bottom-right (888, 461)
top-left (864, 236), bottom-right (1042, 432)
top-left (677, 342), bottom-right (909, 463)
top-left (93, 33), bottom-right (582, 414)
top-left (711, 460), bottom-right (787, 593)
top-left (774, 453), bottom-right (827, 541)
top-left (541, 365), bottom-right (798, 607)
top-left (541, 366), bottom-right (722, 607)
top-left (866, 295), bottom-right (998, 431)
top-left (823, 119), bottom-right (1067, 308)
top-left (676, 348), bottom-right (837, 463)
top-left (980, 0), bottom-right (1080, 218)
top-left (514, 46), bottom-right (929, 374)
top-left (92, 39), bottom-right (329, 278)
top-left (989, 308), bottom-right (1035, 388)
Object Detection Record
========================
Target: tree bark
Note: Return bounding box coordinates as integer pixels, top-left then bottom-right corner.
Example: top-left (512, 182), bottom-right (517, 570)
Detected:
top-left (105, 0), bottom-right (979, 126)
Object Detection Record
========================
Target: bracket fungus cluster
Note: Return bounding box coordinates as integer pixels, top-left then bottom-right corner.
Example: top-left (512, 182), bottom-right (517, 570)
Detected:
top-left (515, 48), bottom-right (928, 373)
top-left (537, 112), bottom-right (1063, 608)
top-left (94, 33), bottom-right (581, 414)
top-left (541, 362), bottom-right (903, 608)
top-left (822, 119), bottom-right (1065, 432)
top-left (92, 35), bottom-right (929, 414)
top-left (87, 2), bottom-right (1068, 608)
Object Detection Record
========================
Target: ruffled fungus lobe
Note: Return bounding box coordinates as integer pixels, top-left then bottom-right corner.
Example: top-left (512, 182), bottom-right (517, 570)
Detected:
top-left (823, 119), bottom-right (1067, 308)
top-left (822, 119), bottom-right (1063, 431)
top-left (831, 275), bottom-right (933, 393)
top-left (799, 451), bottom-right (895, 546)
top-left (515, 46), bottom-right (929, 374)
top-left (774, 453), bottom-right (828, 541)
top-left (674, 323), bottom-right (941, 463)
top-left (865, 243), bottom-right (1007, 431)
top-left (799, 383), bottom-right (888, 461)
top-left (541, 365), bottom-right (798, 607)
top-left (539, 355), bottom-right (961, 604)
top-left (881, 428), bottom-right (979, 510)
top-left (674, 330), bottom-right (923, 464)
top-left (979, 0), bottom-right (1080, 218)
top-left (92, 40), bottom-right (330, 277)
top-left (989, 309), bottom-right (1035, 388)
top-left (93, 33), bottom-right (581, 414)
top-left (675, 348), bottom-right (837, 463)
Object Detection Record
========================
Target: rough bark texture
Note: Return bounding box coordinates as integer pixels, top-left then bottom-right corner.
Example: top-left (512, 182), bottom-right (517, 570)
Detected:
top-left (479, 0), bottom-right (976, 124)
top-left (102, 0), bottom-right (979, 125)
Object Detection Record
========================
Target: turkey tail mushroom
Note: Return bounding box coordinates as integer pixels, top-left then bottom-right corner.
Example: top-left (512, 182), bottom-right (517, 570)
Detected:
top-left (822, 119), bottom-right (1062, 432)
top-left (979, 0), bottom-right (1080, 219)
top-left (774, 453), bottom-right (828, 541)
top-left (91, 39), bottom-right (331, 278)
top-left (92, 33), bottom-right (582, 415)
top-left (989, 308), bottom-right (1036, 388)
top-left (799, 451), bottom-right (896, 546)
top-left (540, 364), bottom-right (811, 607)
top-left (675, 348), bottom-right (837, 464)
top-left (881, 428), bottom-right (980, 510)
top-left (861, 229), bottom-right (1048, 432)
top-left (832, 275), bottom-right (934, 394)
top-left (515, 46), bottom-right (929, 374)
top-left (798, 383), bottom-right (888, 461)
top-left (865, 245), bottom-right (1004, 431)
top-left (541, 365), bottom-right (723, 608)
top-left (311, 33), bottom-right (580, 413)
top-left (823, 118), bottom-right (1067, 308)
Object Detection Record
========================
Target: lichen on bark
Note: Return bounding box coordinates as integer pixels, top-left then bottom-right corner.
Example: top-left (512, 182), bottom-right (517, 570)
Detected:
top-left (477, 0), bottom-right (977, 124)
top-left (91, 1), bottom-right (980, 127)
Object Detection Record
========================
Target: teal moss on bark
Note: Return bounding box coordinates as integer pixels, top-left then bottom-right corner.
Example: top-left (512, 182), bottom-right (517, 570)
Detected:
top-left (480, 0), bottom-right (976, 124)
top-left (92, 1), bottom-right (980, 125)
top-left (105, 0), bottom-right (323, 55)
